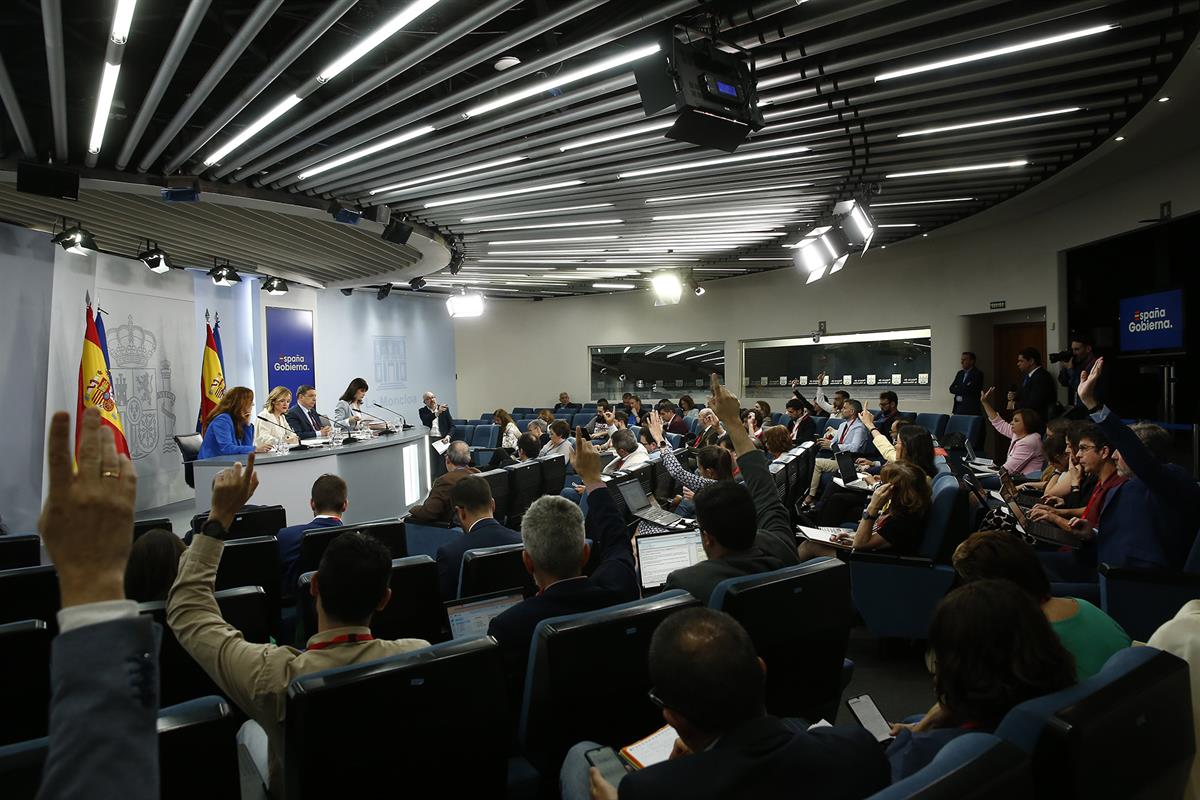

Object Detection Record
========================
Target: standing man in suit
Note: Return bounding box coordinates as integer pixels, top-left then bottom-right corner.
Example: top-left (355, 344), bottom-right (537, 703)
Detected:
top-left (1009, 347), bottom-right (1058, 424)
top-left (418, 391), bottom-right (454, 437)
top-left (36, 407), bottom-right (160, 800)
top-left (561, 608), bottom-right (889, 800)
top-left (949, 351), bottom-right (985, 415)
top-left (435, 476), bottom-right (522, 599)
top-left (662, 375), bottom-right (799, 604)
top-left (285, 385), bottom-right (332, 440)
top-left (276, 474), bottom-right (349, 598)
top-left (407, 441), bottom-right (480, 524)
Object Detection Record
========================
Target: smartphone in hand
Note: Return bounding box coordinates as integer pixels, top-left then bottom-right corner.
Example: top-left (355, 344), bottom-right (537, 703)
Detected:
top-left (847, 694), bottom-right (894, 743)
top-left (586, 746), bottom-right (630, 787)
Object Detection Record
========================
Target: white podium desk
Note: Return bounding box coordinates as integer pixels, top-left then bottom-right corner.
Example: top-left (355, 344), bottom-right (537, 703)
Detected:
top-left (193, 429), bottom-right (433, 525)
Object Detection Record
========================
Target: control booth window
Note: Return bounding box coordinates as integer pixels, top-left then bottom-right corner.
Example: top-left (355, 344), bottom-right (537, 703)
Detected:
top-left (590, 342), bottom-right (726, 401)
top-left (741, 328), bottom-right (932, 407)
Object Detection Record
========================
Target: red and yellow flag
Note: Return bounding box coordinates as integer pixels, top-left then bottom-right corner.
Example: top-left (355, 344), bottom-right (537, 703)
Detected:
top-left (76, 304), bottom-right (130, 460)
top-left (197, 323), bottom-right (225, 432)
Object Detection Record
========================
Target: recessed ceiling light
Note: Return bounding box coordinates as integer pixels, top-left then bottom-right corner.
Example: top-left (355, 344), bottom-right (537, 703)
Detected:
top-left (1114, 135), bottom-right (1125, 141)
top-left (1158, 96), bottom-right (1171, 103)
top-left (494, 55), bottom-right (521, 71)
top-left (592, 283), bottom-right (636, 290)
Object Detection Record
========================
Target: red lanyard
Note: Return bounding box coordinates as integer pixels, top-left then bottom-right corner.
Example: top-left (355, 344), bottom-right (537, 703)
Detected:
top-left (307, 632), bottom-right (374, 651)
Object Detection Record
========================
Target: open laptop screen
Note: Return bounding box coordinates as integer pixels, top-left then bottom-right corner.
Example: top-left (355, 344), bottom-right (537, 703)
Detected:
top-left (835, 453), bottom-right (860, 482)
top-left (636, 531), bottom-right (706, 590)
top-left (616, 477), bottom-right (652, 513)
top-left (444, 591), bottom-right (524, 641)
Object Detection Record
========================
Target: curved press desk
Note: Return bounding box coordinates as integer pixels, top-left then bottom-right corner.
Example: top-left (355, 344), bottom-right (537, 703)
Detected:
top-left (193, 429), bottom-right (434, 525)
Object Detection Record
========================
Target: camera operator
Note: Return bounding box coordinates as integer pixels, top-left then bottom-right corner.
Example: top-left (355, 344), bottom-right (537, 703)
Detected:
top-left (1054, 335), bottom-right (1103, 408)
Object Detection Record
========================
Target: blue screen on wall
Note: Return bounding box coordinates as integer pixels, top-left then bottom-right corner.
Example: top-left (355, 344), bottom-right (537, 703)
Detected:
top-left (1119, 289), bottom-right (1184, 352)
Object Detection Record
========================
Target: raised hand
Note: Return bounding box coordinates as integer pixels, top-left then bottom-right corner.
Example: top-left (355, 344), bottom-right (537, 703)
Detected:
top-left (859, 408), bottom-right (876, 430)
top-left (981, 386), bottom-right (995, 405)
top-left (1077, 356), bottom-right (1104, 409)
top-left (708, 373), bottom-right (742, 426)
top-left (867, 482), bottom-right (893, 515)
top-left (572, 427), bottom-right (602, 484)
top-left (647, 409), bottom-right (664, 440)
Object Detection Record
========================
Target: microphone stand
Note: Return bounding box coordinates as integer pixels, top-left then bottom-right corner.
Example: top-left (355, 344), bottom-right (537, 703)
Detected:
top-left (373, 403), bottom-right (413, 429)
top-left (356, 408), bottom-right (396, 434)
top-left (255, 415), bottom-right (300, 449)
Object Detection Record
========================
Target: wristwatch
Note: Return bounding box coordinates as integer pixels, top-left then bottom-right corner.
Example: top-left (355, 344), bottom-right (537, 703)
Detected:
top-left (862, 510), bottom-right (880, 521)
top-left (201, 518), bottom-right (229, 541)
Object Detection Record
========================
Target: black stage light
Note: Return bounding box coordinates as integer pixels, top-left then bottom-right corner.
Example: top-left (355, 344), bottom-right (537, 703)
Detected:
top-left (381, 219), bottom-right (414, 245)
top-left (51, 222), bottom-right (98, 255)
top-left (208, 263), bottom-right (241, 287)
top-left (340, 288), bottom-right (354, 296)
top-left (377, 284), bottom-right (393, 300)
top-left (409, 277), bottom-right (427, 291)
top-left (137, 242), bottom-right (171, 274)
top-left (263, 276), bottom-right (289, 296)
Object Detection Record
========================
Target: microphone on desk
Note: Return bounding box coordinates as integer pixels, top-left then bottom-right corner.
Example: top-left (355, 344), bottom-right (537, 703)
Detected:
top-left (356, 408), bottom-right (396, 433)
top-left (373, 403), bottom-right (413, 429)
top-left (255, 415), bottom-right (301, 449)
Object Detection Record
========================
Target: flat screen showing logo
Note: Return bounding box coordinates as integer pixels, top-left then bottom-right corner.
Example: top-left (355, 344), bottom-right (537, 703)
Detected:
top-left (1119, 289), bottom-right (1184, 352)
top-left (265, 307), bottom-right (316, 398)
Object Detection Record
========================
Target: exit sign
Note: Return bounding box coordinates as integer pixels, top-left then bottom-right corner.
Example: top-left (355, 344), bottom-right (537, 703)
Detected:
top-left (989, 300), bottom-right (1006, 309)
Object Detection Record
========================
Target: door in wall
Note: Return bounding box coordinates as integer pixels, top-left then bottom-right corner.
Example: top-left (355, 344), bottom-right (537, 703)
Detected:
top-left (991, 322), bottom-right (1047, 461)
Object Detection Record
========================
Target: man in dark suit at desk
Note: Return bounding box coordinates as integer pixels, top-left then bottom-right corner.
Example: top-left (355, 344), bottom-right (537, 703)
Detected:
top-left (1009, 347), bottom-right (1058, 424)
top-left (435, 476), bottom-right (522, 599)
top-left (418, 391), bottom-right (454, 437)
top-left (276, 474), bottom-right (348, 598)
top-left (562, 608), bottom-right (888, 800)
top-left (488, 431), bottom-right (636, 698)
top-left (949, 351), bottom-right (985, 415)
top-left (285, 385), bottom-right (332, 440)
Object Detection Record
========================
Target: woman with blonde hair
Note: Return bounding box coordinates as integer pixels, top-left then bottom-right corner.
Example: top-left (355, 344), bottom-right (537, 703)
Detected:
top-left (198, 386), bottom-right (272, 458)
top-left (256, 386), bottom-right (300, 448)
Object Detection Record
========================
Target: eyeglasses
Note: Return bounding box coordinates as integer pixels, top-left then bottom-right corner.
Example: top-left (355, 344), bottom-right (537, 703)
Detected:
top-left (647, 688), bottom-right (666, 710)
top-left (1076, 444), bottom-right (1097, 453)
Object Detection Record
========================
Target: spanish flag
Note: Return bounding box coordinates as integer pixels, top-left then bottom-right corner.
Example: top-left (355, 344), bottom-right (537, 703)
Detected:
top-left (76, 304), bottom-right (130, 459)
top-left (197, 323), bottom-right (225, 432)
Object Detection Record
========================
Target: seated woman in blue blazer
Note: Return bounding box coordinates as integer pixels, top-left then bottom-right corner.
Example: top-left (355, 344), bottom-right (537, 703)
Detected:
top-left (198, 386), bottom-right (273, 459)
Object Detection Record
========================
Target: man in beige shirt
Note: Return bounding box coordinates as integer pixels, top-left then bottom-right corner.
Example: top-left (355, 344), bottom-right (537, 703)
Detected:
top-left (167, 454), bottom-right (428, 795)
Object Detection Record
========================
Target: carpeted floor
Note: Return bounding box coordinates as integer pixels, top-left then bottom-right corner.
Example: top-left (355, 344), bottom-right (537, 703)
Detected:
top-left (834, 626), bottom-right (936, 727)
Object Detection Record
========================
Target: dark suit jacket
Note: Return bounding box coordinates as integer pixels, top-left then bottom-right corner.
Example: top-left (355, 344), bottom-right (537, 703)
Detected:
top-left (407, 467), bottom-right (480, 524)
top-left (787, 415), bottom-right (815, 442)
top-left (285, 404), bottom-right (327, 440)
top-left (664, 449), bottom-right (798, 604)
top-left (1015, 367), bottom-right (1058, 423)
top-left (488, 489), bottom-right (635, 703)
top-left (692, 425), bottom-right (721, 449)
top-left (277, 516), bottom-right (344, 597)
top-left (40, 616), bottom-right (160, 800)
top-left (418, 405), bottom-right (453, 434)
top-left (663, 415), bottom-right (690, 436)
top-left (435, 518), bottom-right (522, 600)
top-left (553, 402), bottom-right (582, 415)
top-left (620, 716), bottom-right (889, 800)
top-left (949, 366), bottom-right (985, 415)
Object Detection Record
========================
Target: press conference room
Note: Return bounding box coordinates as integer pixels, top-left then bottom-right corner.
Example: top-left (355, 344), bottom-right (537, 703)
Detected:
top-left (1, 1), bottom-right (1199, 798)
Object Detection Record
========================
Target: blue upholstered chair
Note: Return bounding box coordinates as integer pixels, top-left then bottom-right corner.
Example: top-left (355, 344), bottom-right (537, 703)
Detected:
top-left (512, 407), bottom-right (533, 415)
top-left (478, 412), bottom-right (495, 423)
top-left (571, 413), bottom-right (593, 429)
top-left (916, 413), bottom-right (950, 437)
top-left (945, 415), bottom-right (984, 449)
top-left (458, 543), bottom-right (535, 599)
top-left (469, 423), bottom-right (499, 449)
top-left (867, 733), bottom-right (1032, 799)
top-left (1097, 533), bottom-right (1200, 641)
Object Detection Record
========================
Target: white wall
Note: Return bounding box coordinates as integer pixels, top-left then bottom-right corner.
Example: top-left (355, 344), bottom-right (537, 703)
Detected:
top-left (454, 136), bottom-right (1200, 419)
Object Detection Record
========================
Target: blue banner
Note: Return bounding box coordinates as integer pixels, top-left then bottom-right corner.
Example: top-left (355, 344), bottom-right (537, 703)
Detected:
top-left (1119, 289), bottom-right (1184, 352)
top-left (265, 307), bottom-right (315, 399)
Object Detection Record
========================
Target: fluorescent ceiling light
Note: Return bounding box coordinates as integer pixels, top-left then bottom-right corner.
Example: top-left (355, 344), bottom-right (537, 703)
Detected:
top-left (701, 355), bottom-right (724, 362)
top-left (618, 145), bottom-right (811, 179)
top-left (651, 207), bottom-right (800, 221)
top-left (643, 345), bottom-right (665, 355)
top-left (897, 107), bottom-right (1081, 138)
top-left (461, 203), bottom-right (612, 223)
top-left (886, 160), bottom-right (1027, 178)
top-left (297, 125), bottom-right (436, 179)
top-left (875, 24), bottom-right (1117, 82)
top-left (488, 250), bottom-right (610, 256)
top-left (485, 236), bottom-right (620, 245)
top-left (666, 347), bottom-right (695, 358)
top-left (425, 180), bottom-right (585, 208)
top-left (480, 259), bottom-right (585, 264)
top-left (878, 223), bottom-right (919, 228)
top-left (89, 62), bottom-right (122, 154)
top-left (645, 182), bottom-right (811, 203)
top-left (203, 94), bottom-right (303, 165)
top-left (477, 217), bottom-right (620, 232)
top-left (685, 350), bottom-right (722, 360)
top-left (318, 0), bottom-right (443, 83)
top-left (110, 0), bottom-right (137, 43)
top-left (592, 283), bottom-right (636, 289)
top-left (463, 42), bottom-right (661, 118)
top-left (368, 155), bottom-right (527, 195)
top-left (559, 118), bottom-right (673, 151)
top-left (871, 197), bottom-right (975, 207)
top-left (739, 257), bottom-right (791, 261)
top-left (693, 268), bottom-right (750, 272)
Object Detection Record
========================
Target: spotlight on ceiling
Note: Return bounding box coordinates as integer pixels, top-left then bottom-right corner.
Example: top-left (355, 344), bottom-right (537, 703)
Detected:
top-left (689, 277), bottom-right (706, 296)
top-left (339, 288), bottom-right (354, 296)
top-left (409, 276), bottom-right (427, 291)
top-left (834, 199), bottom-right (876, 249)
top-left (51, 222), bottom-right (98, 256)
top-left (136, 241), bottom-right (171, 274)
top-left (651, 272), bottom-right (683, 306)
top-left (381, 218), bottom-right (414, 245)
top-left (262, 276), bottom-right (289, 296)
top-left (207, 262), bottom-right (241, 287)
top-left (377, 283), bottom-right (393, 301)
top-left (494, 55), bottom-right (521, 71)
top-left (446, 290), bottom-right (485, 318)
top-left (793, 225), bottom-right (849, 284)
top-left (448, 243), bottom-right (464, 275)
top-left (327, 200), bottom-right (362, 225)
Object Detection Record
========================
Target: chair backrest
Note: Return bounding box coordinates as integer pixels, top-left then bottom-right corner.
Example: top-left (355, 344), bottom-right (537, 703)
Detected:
top-left (297, 520), bottom-right (407, 578)
top-left (710, 559), bottom-right (852, 721)
top-left (157, 695), bottom-right (242, 797)
top-left (916, 413), bottom-right (950, 437)
top-left (946, 415), bottom-right (984, 448)
top-left (823, 416), bottom-right (843, 433)
top-left (917, 473), bottom-right (965, 561)
top-left (869, 733), bottom-right (1033, 799)
top-left (476, 468), bottom-right (512, 524)
top-left (519, 590), bottom-right (700, 772)
top-left (0, 566), bottom-right (59, 632)
top-left (567, 412), bottom-right (589, 429)
top-left (664, 432), bottom-right (684, 449)
top-left (0, 620), bottom-right (51, 746)
top-left (133, 518), bottom-right (172, 541)
top-left (539, 455), bottom-right (567, 496)
top-left (504, 460), bottom-right (542, 529)
top-left (297, 555), bottom-right (446, 644)
top-left (284, 637), bottom-right (509, 798)
top-left (512, 407), bottom-right (533, 415)
top-left (459, 543), bottom-right (536, 599)
top-left (451, 423), bottom-right (474, 443)
top-left (173, 433), bottom-right (203, 488)
top-left (214, 535), bottom-right (281, 631)
top-left (0, 534), bottom-right (40, 570)
top-left (516, 419), bottom-right (531, 433)
top-left (478, 412), bottom-right (495, 423)
top-left (140, 586), bottom-right (271, 706)
top-left (191, 505), bottom-right (287, 541)
top-left (996, 647), bottom-right (1193, 799)
top-left (470, 424), bottom-right (499, 449)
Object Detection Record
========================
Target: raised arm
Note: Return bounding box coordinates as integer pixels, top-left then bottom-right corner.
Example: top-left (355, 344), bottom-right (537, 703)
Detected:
top-left (648, 410), bottom-right (711, 492)
top-left (575, 429), bottom-right (634, 590)
top-left (860, 409), bottom-right (897, 462)
top-left (981, 387), bottom-right (1014, 438)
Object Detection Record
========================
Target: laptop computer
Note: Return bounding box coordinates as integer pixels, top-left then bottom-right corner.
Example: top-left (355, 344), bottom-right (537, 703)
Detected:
top-left (1004, 500), bottom-right (1081, 549)
top-left (444, 590), bottom-right (525, 641)
top-left (964, 440), bottom-right (997, 471)
top-left (999, 470), bottom-right (1040, 508)
top-left (614, 474), bottom-right (686, 527)
top-left (833, 452), bottom-right (873, 491)
top-left (634, 530), bottom-right (707, 591)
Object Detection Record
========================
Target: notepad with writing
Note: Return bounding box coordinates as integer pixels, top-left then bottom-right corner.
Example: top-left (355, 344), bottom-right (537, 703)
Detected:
top-left (797, 526), bottom-right (854, 549)
top-left (620, 725), bottom-right (678, 769)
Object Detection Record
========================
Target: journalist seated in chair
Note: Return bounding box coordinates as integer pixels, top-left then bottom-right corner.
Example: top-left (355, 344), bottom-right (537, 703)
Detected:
top-left (801, 399), bottom-right (871, 507)
top-left (797, 461), bottom-right (932, 562)
top-left (497, 432), bottom-right (543, 468)
top-left (678, 394), bottom-right (699, 420)
top-left (763, 425), bottom-right (792, 462)
top-left (255, 386), bottom-right (300, 449)
top-left (436, 475), bottom-right (521, 600)
top-left (561, 608), bottom-right (889, 800)
top-left (783, 395), bottom-right (815, 444)
top-left (886, 579), bottom-right (1077, 781)
top-left (277, 474), bottom-right (349, 597)
top-left (641, 410), bottom-right (734, 533)
top-left (979, 387), bottom-right (1045, 488)
top-left (494, 408), bottom-right (521, 450)
top-left (553, 392), bottom-right (581, 415)
top-left (198, 386), bottom-right (273, 459)
top-left (540, 420), bottom-right (576, 462)
top-left (407, 441), bottom-right (479, 525)
top-left (692, 407), bottom-right (722, 449)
